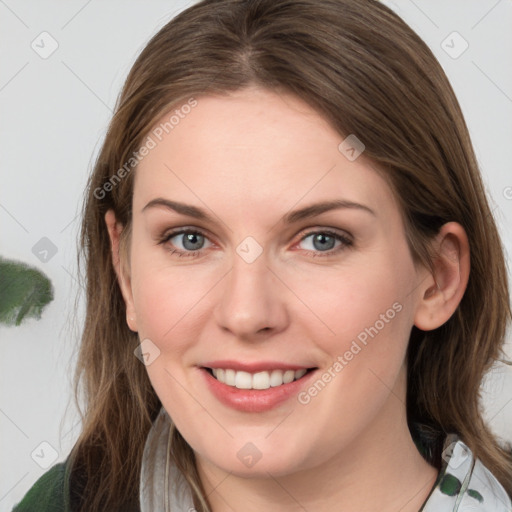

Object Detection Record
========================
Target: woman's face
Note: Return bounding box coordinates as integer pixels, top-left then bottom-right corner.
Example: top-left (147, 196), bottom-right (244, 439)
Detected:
top-left (116, 87), bottom-right (430, 477)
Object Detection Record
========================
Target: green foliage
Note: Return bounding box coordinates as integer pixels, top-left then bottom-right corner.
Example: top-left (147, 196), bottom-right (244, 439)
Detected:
top-left (0, 256), bottom-right (54, 326)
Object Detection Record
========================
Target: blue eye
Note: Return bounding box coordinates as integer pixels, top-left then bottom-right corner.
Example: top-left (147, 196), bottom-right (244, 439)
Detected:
top-left (159, 230), bottom-right (212, 258)
top-left (158, 228), bottom-right (352, 258)
top-left (297, 230), bottom-right (352, 257)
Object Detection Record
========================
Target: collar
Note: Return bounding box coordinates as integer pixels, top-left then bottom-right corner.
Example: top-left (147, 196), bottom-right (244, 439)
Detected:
top-left (421, 433), bottom-right (511, 511)
top-left (140, 407), bottom-right (195, 511)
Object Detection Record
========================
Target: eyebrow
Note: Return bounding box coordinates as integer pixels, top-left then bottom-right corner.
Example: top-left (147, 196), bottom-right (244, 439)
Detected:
top-left (141, 198), bottom-right (376, 224)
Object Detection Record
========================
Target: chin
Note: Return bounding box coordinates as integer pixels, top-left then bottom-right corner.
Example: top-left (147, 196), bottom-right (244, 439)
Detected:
top-left (202, 441), bottom-right (313, 478)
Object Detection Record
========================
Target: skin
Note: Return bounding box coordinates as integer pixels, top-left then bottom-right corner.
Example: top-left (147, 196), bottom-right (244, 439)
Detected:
top-left (106, 87), bottom-right (470, 511)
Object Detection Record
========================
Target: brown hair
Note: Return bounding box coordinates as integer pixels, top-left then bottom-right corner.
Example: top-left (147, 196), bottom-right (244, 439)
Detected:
top-left (69, 0), bottom-right (512, 509)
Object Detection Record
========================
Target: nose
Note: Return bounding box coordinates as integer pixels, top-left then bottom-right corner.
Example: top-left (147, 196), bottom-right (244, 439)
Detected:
top-left (213, 249), bottom-right (289, 341)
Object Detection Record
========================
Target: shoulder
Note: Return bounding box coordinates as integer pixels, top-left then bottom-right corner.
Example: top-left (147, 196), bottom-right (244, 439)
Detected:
top-left (11, 455), bottom-right (141, 512)
top-left (11, 460), bottom-right (69, 512)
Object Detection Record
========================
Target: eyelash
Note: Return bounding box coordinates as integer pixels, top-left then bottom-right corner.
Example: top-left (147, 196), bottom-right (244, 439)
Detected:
top-left (157, 228), bottom-right (353, 259)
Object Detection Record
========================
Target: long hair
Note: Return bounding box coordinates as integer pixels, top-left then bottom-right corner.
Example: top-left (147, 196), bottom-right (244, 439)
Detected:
top-left (69, 0), bottom-right (512, 509)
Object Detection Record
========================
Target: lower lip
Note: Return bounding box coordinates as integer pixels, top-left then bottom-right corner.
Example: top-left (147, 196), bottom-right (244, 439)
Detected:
top-left (199, 367), bottom-right (318, 412)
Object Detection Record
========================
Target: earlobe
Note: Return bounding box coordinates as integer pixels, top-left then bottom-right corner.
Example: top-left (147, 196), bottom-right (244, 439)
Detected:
top-left (105, 210), bottom-right (138, 332)
top-left (413, 222), bottom-right (470, 331)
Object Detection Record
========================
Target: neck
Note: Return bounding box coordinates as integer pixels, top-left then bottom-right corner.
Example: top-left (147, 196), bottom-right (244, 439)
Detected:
top-left (195, 367), bottom-right (439, 512)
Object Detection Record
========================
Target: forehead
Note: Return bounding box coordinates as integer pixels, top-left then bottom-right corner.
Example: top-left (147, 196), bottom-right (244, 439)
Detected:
top-left (133, 87), bottom-right (399, 226)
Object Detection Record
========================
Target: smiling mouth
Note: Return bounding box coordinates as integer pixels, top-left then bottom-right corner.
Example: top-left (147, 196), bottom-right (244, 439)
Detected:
top-left (203, 367), bottom-right (317, 390)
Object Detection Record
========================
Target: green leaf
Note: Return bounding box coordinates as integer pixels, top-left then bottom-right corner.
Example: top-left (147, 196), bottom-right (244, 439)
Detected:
top-left (0, 256), bottom-right (54, 326)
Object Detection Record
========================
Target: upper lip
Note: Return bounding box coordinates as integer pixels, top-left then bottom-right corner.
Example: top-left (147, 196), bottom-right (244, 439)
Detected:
top-left (201, 360), bottom-right (317, 373)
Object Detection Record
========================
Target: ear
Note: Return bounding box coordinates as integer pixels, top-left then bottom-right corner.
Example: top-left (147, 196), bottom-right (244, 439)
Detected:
top-left (413, 222), bottom-right (470, 331)
top-left (105, 209), bottom-right (138, 332)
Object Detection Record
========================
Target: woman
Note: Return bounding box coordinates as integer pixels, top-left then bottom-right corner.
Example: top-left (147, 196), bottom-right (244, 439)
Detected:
top-left (12, 0), bottom-right (512, 510)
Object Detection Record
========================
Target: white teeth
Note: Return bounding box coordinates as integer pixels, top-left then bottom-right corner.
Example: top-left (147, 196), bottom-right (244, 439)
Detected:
top-left (269, 369), bottom-right (283, 387)
top-left (283, 370), bottom-right (295, 384)
top-left (295, 368), bottom-right (307, 379)
top-left (210, 367), bottom-right (310, 389)
top-left (225, 369), bottom-right (236, 386)
top-left (252, 371), bottom-right (270, 390)
top-left (235, 371), bottom-right (253, 389)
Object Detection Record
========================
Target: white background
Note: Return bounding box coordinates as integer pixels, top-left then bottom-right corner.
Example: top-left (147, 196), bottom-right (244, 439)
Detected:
top-left (1, 0), bottom-right (511, 509)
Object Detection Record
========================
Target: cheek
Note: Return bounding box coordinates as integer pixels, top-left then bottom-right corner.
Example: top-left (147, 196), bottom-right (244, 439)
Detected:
top-left (128, 254), bottom-right (218, 432)
top-left (129, 243), bottom-right (215, 346)
top-left (289, 252), bottom-right (413, 359)
top-left (287, 249), bottom-right (415, 429)
top-left (288, 259), bottom-right (413, 457)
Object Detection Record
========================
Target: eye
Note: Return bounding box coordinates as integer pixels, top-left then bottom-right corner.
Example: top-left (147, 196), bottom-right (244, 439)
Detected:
top-left (158, 227), bottom-right (353, 259)
top-left (158, 229), bottom-right (212, 258)
top-left (296, 230), bottom-right (353, 257)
